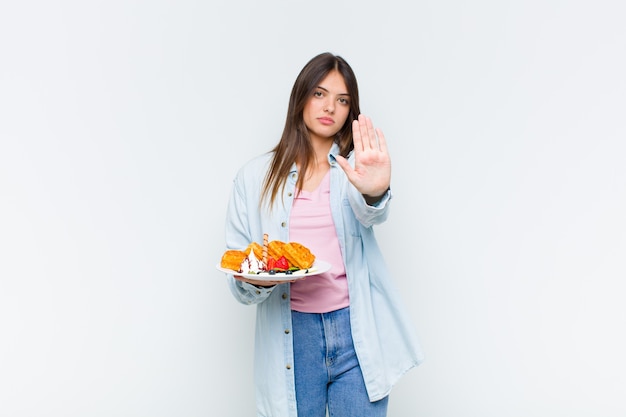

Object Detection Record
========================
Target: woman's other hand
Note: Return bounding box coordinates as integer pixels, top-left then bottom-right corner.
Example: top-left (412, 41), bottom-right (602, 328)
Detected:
top-left (233, 275), bottom-right (295, 287)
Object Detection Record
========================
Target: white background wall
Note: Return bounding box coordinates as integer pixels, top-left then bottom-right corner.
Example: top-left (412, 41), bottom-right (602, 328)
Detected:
top-left (1, 1), bottom-right (625, 416)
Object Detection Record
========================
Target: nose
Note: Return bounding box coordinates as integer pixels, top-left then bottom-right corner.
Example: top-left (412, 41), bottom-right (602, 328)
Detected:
top-left (324, 98), bottom-right (335, 113)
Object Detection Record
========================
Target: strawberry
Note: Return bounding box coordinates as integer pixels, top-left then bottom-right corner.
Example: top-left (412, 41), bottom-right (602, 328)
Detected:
top-left (275, 256), bottom-right (290, 271)
top-left (266, 257), bottom-right (276, 271)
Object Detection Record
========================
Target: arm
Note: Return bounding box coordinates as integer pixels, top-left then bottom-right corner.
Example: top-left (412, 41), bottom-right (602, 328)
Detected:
top-left (224, 172), bottom-right (277, 304)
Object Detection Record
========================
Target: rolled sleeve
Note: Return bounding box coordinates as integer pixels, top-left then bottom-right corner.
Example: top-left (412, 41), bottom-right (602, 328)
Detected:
top-left (367, 187), bottom-right (392, 208)
top-left (228, 276), bottom-right (275, 305)
top-left (348, 185), bottom-right (392, 227)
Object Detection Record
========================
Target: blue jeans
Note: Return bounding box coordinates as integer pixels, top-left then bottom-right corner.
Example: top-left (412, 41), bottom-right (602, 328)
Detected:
top-left (291, 307), bottom-right (389, 417)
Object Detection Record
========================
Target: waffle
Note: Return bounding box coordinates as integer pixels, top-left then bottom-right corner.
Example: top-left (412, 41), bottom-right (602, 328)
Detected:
top-left (267, 240), bottom-right (286, 260)
top-left (220, 250), bottom-right (247, 271)
top-left (282, 242), bottom-right (315, 269)
top-left (245, 242), bottom-right (264, 260)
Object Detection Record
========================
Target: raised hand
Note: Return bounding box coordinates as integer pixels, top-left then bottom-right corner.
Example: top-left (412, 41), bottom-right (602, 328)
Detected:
top-left (335, 114), bottom-right (391, 203)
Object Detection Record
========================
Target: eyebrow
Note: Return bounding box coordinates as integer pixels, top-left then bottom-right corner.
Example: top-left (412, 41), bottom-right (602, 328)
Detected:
top-left (317, 86), bottom-right (350, 96)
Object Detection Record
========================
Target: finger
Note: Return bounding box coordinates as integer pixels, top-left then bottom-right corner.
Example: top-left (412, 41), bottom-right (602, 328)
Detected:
top-left (358, 115), bottom-right (371, 150)
top-left (249, 279), bottom-right (278, 286)
top-left (375, 127), bottom-right (388, 153)
top-left (364, 115), bottom-right (378, 150)
top-left (352, 119), bottom-right (363, 152)
top-left (356, 115), bottom-right (377, 151)
top-left (334, 154), bottom-right (355, 177)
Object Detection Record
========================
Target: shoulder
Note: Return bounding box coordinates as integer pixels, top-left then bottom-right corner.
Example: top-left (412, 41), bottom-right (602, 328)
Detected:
top-left (235, 152), bottom-right (273, 182)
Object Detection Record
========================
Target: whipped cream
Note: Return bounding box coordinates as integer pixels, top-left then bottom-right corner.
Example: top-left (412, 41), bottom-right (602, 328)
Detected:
top-left (240, 250), bottom-right (264, 273)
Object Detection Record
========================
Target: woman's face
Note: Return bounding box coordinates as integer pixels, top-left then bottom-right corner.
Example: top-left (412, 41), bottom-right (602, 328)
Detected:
top-left (302, 70), bottom-right (351, 143)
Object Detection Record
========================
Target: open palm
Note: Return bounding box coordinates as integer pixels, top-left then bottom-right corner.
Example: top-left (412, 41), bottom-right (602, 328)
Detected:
top-left (335, 114), bottom-right (391, 200)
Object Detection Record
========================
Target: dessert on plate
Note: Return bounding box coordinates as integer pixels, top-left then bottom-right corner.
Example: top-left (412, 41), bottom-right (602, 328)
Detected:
top-left (220, 233), bottom-right (315, 275)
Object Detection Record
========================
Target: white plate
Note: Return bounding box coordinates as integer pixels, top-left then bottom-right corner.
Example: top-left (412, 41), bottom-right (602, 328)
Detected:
top-left (216, 260), bottom-right (331, 282)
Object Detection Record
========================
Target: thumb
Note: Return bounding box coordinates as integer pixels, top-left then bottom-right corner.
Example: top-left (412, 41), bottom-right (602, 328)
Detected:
top-left (334, 154), bottom-right (359, 185)
top-left (334, 154), bottom-right (352, 173)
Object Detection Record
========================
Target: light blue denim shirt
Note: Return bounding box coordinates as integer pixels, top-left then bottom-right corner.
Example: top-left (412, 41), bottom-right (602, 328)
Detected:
top-left (224, 143), bottom-right (424, 417)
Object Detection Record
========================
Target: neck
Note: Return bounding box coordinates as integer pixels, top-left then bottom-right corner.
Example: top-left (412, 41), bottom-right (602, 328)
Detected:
top-left (297, 138), bottom-right (332, 192)
top-left (309, 136), bottom-right (334, 164)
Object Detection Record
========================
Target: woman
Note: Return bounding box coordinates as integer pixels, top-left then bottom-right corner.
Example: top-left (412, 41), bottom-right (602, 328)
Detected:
top-left (223, 52), bottom-right (423, 417)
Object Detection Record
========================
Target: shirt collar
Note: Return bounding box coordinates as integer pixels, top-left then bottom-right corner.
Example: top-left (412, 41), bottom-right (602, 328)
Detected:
top-left (328, 141), bottom-right (340, 165)
top-left (289, 141), bottom-right (342, 173)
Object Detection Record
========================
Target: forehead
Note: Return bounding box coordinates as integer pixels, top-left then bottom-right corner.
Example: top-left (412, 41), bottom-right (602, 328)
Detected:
top-left (317, 70), bottom-right (348, 93)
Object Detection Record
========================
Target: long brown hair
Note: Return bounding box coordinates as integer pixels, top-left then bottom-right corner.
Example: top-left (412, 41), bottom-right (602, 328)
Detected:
top-left (261, 52), bottom-right (361, 208)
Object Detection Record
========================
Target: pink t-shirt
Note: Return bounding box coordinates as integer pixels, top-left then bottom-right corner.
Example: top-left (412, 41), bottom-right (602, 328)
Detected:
top-left (289, 171), bottom-right (349, 313)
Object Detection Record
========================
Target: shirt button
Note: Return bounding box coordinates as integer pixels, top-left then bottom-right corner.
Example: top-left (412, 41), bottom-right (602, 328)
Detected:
top-left (286, 364), bottom-right (292, 370)
top-left (291, 173), bottom-right (297, 179)
top-left (255, 290), bottom-right (261, 295)
top-left (281, 221), bottom-right (286, 227)
top-left (284, 329), bottom-right (290, 334)
top-left (282, 293), bottom-right (288, 300)
top-left (287, 192), bottom-right (293, 197)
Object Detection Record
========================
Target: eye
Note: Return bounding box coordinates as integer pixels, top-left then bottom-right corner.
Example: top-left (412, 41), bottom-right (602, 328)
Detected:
top-left (338, 97), bottom-right (350, 105)
top-left (313, 90), bottom-right (323, 98)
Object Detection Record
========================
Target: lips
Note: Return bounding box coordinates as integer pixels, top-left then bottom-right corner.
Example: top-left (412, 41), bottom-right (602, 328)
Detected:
top-left (318, 117), bottom-right (334, 125)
